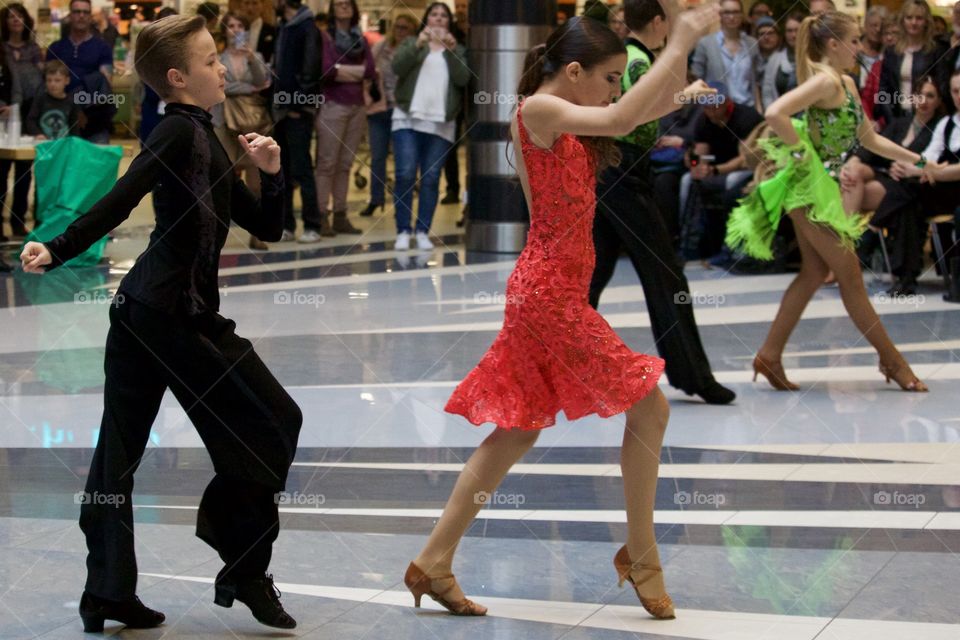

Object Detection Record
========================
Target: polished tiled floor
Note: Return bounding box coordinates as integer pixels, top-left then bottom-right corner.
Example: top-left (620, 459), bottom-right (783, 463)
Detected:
top-left (1, 170), bottom-right (959, 639)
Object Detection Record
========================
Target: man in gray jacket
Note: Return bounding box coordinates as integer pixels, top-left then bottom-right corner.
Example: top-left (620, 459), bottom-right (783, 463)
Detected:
top-left (690, 0), bottom-right (761, 109)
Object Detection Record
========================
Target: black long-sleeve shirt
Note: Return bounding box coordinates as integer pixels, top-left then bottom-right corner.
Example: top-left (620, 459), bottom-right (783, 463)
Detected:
top-left (44, 102), bottom-right (284, 315)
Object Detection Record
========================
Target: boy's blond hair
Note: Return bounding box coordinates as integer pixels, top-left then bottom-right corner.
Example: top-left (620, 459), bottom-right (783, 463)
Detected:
top-left (44, 59), bottom-right (70, 79)
top-left (134, 14), bottom-right (208, 99)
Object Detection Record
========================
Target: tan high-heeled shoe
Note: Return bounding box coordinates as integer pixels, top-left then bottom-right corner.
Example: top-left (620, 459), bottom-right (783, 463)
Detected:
top-left (752, 355), bottom-right (799, 391)
top-left (613, 545), bottom-right (676, 620)
top-left (404, 562), bottom-right (487, 616)
top-left (879, 360), bottom-right (928, 392)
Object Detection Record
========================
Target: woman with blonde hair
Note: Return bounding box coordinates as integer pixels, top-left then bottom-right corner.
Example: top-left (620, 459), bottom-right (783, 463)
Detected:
top-left (727, 11), bottom-right (940, 393)
top-left (875, 0), bottom-right (949, 123)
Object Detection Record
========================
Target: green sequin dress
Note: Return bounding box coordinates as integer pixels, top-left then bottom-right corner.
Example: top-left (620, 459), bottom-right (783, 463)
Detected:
top-left (726, 87), bottom-right (869, 260)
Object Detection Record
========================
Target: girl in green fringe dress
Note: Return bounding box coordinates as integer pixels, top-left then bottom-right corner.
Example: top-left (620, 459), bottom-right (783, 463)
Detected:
top-left (726, 11), bottom-right (940, 392)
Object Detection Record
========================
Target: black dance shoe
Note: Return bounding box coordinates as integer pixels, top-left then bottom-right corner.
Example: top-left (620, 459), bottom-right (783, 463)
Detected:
top-left (692, 380), bottom-right (736, 405)
top-left (214, 573), bottom-right (296, 629)
top-left (79, 591), bottom-right (165, 632)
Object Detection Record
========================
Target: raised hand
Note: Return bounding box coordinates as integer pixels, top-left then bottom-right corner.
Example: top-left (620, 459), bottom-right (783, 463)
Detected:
top-left (669, 1), bottom-right (720, 52)
top-left (239, 133), bottom-right (281, 175)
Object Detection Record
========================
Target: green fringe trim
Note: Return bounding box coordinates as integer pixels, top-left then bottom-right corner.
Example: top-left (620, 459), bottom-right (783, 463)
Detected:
top-left (725, 119), bottom-right (869, 261)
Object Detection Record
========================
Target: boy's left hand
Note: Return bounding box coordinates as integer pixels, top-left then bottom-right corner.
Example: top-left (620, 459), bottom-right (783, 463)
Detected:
top-left (239, 133), bottom-right (280, 175)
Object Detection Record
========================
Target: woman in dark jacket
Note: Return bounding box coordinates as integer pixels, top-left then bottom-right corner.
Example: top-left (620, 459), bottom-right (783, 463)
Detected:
top-left (876, 0), bottom-right (949, 123)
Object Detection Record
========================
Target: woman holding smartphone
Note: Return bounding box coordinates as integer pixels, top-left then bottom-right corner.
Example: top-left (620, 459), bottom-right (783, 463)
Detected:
top-left (390, 2), bottom-right (470, 251)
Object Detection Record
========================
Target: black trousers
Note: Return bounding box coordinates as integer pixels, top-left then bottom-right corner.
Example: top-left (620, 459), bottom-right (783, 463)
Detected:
top-left (589, 150), bottom-right (718, 394)
top-left (80, 297), bottom-right (302, 601)
top-left (276, 114), bottom-right (321, 232)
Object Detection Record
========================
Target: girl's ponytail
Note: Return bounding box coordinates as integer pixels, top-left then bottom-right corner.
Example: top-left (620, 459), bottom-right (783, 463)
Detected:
top-left (517, 43), bottom-right (550, 97)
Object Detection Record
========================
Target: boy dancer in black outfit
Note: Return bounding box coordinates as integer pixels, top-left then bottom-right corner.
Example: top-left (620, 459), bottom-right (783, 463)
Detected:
top-left (590, 0), bottom-right (735, 405)
top-left (21, 15), bottom-right (302, 631)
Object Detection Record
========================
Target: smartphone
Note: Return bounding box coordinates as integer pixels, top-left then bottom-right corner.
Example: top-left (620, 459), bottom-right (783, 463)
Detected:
top-left (234, 30), bottom-right (248, 48)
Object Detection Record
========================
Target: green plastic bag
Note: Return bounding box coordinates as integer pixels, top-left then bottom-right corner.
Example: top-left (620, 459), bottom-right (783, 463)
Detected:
top-left (26, 137), bottom-right (123, 267)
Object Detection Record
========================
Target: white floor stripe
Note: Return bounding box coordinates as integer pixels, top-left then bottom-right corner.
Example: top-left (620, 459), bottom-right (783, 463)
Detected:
top-left (133, 505), bottom-right (952, 530)
top-left (138, 572), bottom-right (960, 640)
top-left (290, 460), bottom-right (960, 485)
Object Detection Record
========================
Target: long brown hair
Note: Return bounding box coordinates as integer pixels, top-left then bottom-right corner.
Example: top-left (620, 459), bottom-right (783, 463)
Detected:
top-left (795, 11), bottom-right (857, 85)
top-left (517, 17), bottom-right (626, 175)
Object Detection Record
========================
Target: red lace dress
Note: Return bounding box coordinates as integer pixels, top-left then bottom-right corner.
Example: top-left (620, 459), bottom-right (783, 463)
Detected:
top-left (444, 103), bottom-right (665, 430)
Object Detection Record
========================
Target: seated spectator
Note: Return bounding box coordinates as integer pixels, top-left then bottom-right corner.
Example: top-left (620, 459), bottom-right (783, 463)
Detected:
top-left (843, 75), bottom-right (945, 294)
top-left (679, 82), bottom-right (763, 264)
top-left (690, 0), bottom-right (761, 109)
top-left (45, 0), bottom-right (114, 143)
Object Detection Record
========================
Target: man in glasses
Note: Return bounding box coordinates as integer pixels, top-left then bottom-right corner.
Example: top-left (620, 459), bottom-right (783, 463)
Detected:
top-left (47, 0), bottom-right (115, 143)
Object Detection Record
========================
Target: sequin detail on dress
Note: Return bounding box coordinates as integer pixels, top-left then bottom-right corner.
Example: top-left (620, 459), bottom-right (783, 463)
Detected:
top-left (444, 101), bottom-right (665, 430)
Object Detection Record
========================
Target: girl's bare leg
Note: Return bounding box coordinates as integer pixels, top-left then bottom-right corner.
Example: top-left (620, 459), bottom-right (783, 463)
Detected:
top-left (621, 387), bottom-right (671, 601)
top-left (789, 211), bottom-right (922, 385)
top-left (412, 427), bottom-right (540, 600)
top-left (757, 208), bottom-right (831, 362)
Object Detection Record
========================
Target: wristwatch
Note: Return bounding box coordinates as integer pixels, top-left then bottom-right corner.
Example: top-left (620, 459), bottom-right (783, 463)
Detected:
top-left (915, 156), bottom-right (927, 169)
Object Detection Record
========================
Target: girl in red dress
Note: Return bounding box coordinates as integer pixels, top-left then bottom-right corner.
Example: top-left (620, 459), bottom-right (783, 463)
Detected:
top-left (404, 3), bottom-right (719, 621)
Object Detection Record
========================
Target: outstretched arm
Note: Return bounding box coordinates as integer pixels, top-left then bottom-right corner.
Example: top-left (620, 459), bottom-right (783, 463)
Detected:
top-left (519, 2), bottom-right (719, 140)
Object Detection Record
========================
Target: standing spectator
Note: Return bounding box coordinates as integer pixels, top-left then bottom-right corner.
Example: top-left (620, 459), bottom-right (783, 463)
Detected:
top-left (876, 0), bottom-right (949, 123)
top-left (96, 9), bottom-right (119, 49)
top-left (440, 9), bottom-right (467, 206)
top-left (0, 3), bottom-right (41, 238)
top-left (272, 0), bottom-right (322, 242)
top-left (25, 60), bottom-right (80, 141)
top-left (314, 0), bottom-right (374, 238)
top-left (212, 11), bottom-right (273, 251)
top-left (391, 2), bottom-right (470, 250)
top-left (860, 7), bottom-right (888, 87)
top-left (761, 12), bottom-right (801, 110)
top-left (747, 1), bottom-right (772, 35)
top-left (754, 16), bottom-right (779, 96)
top-left (240, 0), bottom-right (276, 64)
top-left (680, 83), bottom-right (763, 263)
top-left (362, 13), bottom-right (417, 218)
top-left (45, 0), bottom-right (114, 144)
top-left (690, 0), bottom-right (761, 109)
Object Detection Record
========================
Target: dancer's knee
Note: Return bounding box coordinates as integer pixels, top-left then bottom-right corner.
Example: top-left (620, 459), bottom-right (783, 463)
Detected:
top-left (627, 387), bottom-right (669, 434)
